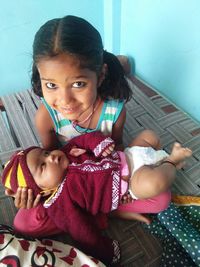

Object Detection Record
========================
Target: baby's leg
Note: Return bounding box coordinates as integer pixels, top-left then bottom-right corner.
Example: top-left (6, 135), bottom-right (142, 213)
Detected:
top-left (129, 130), bottom-right (161, 150)
top-left (129, 143), bottom-right (192, 199)
top-left (166, 142), bottom-right (192, 169)
top-left (111, 190), bottom-right (171, 224)
top-left (111, 210), bottom-right (152, 224)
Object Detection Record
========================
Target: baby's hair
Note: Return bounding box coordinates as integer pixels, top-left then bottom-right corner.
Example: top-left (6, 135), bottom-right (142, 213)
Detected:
top-left (31, 15), bottom-right (132, 102)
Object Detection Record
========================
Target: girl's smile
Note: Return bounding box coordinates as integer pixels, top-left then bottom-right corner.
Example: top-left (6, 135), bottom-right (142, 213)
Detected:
top-left (37, 53), bottom-right (102, 123)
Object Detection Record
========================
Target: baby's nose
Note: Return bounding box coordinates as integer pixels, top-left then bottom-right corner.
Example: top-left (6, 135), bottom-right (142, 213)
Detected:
top-left (48, 154), bottom-right (58, 163)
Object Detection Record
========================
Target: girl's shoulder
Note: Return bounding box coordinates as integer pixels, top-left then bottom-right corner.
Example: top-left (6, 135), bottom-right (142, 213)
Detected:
top-left (96, 98), bottom-right (125, 135)
top-left (42, 98), bottom-right (58, 118)
top-left (104, 98), bottom-right (124, 105)
top-left (101, 98), bottom-right (124, 119)
top-left (35, 102), bottom-right (54, 129)
top-left (41, 98), bottom-right (69, 130)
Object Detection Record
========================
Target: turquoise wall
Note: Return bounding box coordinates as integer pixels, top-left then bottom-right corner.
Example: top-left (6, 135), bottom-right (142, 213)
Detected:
top-left (120, 0), bottom-right (200, 123)
top-left (1, 0), bottom-right (200, 123)
top-left (1, 0), bottom-right (104, 95)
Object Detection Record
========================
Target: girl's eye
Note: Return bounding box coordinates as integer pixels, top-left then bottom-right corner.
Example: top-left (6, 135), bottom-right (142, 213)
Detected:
top-left (46, 82), bottom-right (57, 89)
top-left (72, 81), bottom-right (86, 88)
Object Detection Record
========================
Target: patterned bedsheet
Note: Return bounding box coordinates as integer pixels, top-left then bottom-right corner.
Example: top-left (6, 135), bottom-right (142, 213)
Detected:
top-left (0, 224), bottom-right (106, 267)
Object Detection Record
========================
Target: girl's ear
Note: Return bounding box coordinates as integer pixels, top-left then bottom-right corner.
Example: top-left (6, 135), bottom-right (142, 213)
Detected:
top-left (97, 64), bottom-right (107, 87)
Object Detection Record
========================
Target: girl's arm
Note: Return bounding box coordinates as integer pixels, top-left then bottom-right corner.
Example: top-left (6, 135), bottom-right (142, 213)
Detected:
top-left (111, 106), bottom-right (126, 151)
top-left (48, 205), bottom-right (120, 265)
top-left (35, 104), bottom-right (59, 150)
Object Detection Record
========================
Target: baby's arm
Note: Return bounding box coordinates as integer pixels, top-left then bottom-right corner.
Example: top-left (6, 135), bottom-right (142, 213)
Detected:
top-left (69, 131), bottom-right (115, 157)
top-left (69, 147), bottom-right (86, 157)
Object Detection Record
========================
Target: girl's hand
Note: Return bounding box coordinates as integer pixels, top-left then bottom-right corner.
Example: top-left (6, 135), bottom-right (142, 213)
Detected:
top-left (5, 187), bottom-right (41, 209)
top-left (102, 144), bottom-right (115, 157)
top-left (5, 188), bottom-right (15, 198)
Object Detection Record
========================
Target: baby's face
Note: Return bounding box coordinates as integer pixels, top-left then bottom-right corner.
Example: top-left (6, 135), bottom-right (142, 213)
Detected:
top-left (27, 148), bottom-right (69, 191)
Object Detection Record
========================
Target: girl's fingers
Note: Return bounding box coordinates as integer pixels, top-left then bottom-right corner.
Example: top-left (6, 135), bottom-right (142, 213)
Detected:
top-left (26, 189), bottom-right (34, 209)
top-left (14, 187), bottom-right (32, 209)
top-left (5, 188), bottom-right (15, 197)
top-left (21, 188), bottom-right (30, 208)
top-left (33, 194), bottom-right (41, 208)
top-left (14, 187), bottom-right (23, 208)
top-left (13, 188), bottom-right (40, 209)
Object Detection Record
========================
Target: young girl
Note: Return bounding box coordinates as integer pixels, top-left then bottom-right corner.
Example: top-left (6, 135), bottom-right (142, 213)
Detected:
top-left (6, 15), bottom-right (174, 234)
top-left (2, 131), bottom-right (192, 265)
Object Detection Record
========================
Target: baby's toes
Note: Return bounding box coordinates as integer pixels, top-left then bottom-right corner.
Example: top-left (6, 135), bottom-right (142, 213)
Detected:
top-left (184, 147), bottom-right (192, 157)
top-left (174, 142), bottom-right (181, 148)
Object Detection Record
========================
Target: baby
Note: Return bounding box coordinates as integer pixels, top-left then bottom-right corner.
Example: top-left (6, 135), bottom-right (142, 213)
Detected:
top-left (1, 131), bottom-right (192, 265)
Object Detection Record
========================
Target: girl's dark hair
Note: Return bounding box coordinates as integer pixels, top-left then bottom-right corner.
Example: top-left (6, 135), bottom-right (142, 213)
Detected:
top-left (31, 15), bottom-right (132, 101)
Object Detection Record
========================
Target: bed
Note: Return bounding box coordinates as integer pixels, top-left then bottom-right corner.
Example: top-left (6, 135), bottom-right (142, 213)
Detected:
top-left (0, 76), bottom-right (199, 266)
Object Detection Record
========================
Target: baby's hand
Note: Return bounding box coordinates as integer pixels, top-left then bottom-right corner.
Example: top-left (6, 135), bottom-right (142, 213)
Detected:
top-left (102, 144), bottom-right (115, 157)
top-left (69, 147), bottom-right (86, 157)
top-left (120, 192), bottom-right (133, 204)
top-left (5, 187), bottom-right (41, 209)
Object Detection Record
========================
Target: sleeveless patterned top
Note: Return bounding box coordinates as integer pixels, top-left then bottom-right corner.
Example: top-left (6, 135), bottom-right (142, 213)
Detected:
top-left (42, 98), bottom-right (124, 146)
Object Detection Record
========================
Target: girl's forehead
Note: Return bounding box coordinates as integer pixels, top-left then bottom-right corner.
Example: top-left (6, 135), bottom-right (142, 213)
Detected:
top-left (37, 55), bottom-right (98, 81)
top-left (37, 54), bottom-right (90, 75)
top-left (37, 53), bottom-right (81, 67)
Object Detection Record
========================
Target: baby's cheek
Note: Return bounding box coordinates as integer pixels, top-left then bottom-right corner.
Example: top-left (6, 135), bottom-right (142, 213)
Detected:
top-left (57, 171), bottom-right (65, 183)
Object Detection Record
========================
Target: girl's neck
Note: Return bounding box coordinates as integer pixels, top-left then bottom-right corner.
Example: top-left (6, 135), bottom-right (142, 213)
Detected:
top-left (72, 98), bottom-right (102, 130)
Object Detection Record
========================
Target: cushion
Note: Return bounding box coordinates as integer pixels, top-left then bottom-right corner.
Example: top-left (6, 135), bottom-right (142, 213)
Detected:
top-left (0, 224), bottom-right (106, 267)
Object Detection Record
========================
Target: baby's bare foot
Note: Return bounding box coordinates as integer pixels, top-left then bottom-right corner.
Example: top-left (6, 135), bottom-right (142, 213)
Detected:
top-left (167, 142), bottom-right (192, 169)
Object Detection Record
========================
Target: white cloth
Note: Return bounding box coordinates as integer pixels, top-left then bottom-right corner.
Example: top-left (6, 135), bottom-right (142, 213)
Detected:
top-left (124, 146), bottom-right (168, 199)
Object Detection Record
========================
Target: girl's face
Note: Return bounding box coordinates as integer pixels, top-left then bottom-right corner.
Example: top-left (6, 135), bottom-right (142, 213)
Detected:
top-left (27, 148), bottom-right (69, 191)
top-left (37, 53), bottom-right (103, 121)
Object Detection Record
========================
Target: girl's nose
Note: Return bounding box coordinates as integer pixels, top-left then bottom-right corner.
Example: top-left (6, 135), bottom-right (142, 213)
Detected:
top-left (59, 88), bottom-right (72, 105)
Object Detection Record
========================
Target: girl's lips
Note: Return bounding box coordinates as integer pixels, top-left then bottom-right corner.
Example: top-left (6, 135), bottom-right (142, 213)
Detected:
top-left (59, 106), bottom-right (78, 115)
top-left (60, 107), bottom-right (74, 112)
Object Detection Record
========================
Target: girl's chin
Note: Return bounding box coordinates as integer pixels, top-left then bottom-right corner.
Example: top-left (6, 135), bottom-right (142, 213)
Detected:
top-left (60, 111), bottom-right (78, 121)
